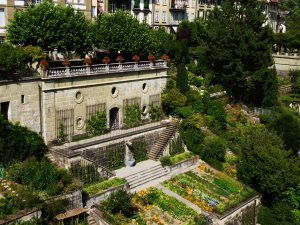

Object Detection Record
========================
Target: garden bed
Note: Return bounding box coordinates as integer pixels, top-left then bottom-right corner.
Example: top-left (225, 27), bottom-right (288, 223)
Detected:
top-left (161, 164), bottom-right (255, 215)
top-left (83, 178), bottom-right (128, 208)
top-left (167, 153), bottom-right (197, 172)
top-left (102, 187), bottom-right (207, 225)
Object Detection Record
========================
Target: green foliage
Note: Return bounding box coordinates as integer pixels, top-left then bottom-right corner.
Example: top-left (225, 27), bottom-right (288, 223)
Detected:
top-left (124, 104), bottom-right (142, 128)
top-left (180, 114), bottom-right (205, 155)
top-left (201, 136), bottom-right (226, 163)
top-left (131, 139), bottom-right (148, 163)
top-left (205, 0), bottom-right (277, 106)
top-left (160, 156), bottom-right (172, 166)
top-left (7, 2), bottom-right (90, 53)
top-left (70, 163), bottom-right (104, 185)
top-left (7, 158), bottom-right (72, 196)
top-left (0, 44), bottom-right (30, 78)
top-left (142, 187), bottom-right (198, 220)
top-left (107, 145), bottom-right (125, 170)
top-left (90, 10), bottom-right (170, 55)
top-left (237, 125), bottom-right (300, 199)
top-left (170, 152), bottom-right (194, 164)
top-left (162, 88), bottom-right (187, 115)
top-left (23, 46), bottom-right (46, 63)
top-left (0, 189), bottom-right (41, 219)
top-left (176, 63), bottom-right (189, 94)
top-left (83, 178), bottom-right (127, 196)
top-left (148, 104), bottom-right (161, 121)
top-left (290, 70), bottom-right (300, 94)
top-left (169, 135), bottom-right (185, 156)
top-left (0, 115), bottom-right (47, 167)
top-left (102, 189), bottom-right (134, 217)
top-left (58, 122), bottom-right (65, 143)
top-left (86, 111), bottom-right (107, 136)
top-left (270, 109), bottom-right (300, 155)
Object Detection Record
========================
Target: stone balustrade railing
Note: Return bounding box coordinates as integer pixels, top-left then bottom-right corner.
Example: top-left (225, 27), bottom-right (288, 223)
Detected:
top-left (273, 52), bottom-right (300, 58)
top-left (45, 60), bottom-right (167, 78)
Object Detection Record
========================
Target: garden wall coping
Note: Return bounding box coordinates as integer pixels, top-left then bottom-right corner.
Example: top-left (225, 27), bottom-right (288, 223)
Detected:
top-left (0, 208), bottom-right (41, 225)
top-left (166, 156), bottom-right (198, 173)
top-left (85, 182), bottom-right (129, 208)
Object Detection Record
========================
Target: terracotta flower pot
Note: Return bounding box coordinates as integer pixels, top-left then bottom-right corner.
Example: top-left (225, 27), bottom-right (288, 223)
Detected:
top-left (102, 57), bottom-right (111, 64)
top-left (132, 55), bottom-right (140, 62)
top-left (148, 54), bottom-right (156, 62)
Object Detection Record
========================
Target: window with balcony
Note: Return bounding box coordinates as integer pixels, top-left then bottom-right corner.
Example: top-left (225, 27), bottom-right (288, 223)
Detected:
top-left (0, 9), bottom-right (5, 28)
top-left (155, 0), bottom-right (159, 4)
top-left (162, 0), bottom-right (166, 5)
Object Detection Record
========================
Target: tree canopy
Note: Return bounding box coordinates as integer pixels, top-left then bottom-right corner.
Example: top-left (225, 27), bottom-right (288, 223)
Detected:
top-left (7, 2), bottom-right (90, 54)
top-left (0, 115), bottom-right (47, 167)
top-left (205, 0), bottom-right (277, 106)
top-left (90, 10), bottom-right (171, 55)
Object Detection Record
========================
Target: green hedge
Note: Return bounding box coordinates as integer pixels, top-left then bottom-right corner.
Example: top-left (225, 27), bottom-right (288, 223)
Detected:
top-left (107, 145), bottom-right (125, 170)
top-left (83, 178), bottom-right (127, 196)
top-left (123, 104), bottom-right (142, 128)
top-left (131, 139), bottom-right (148, 163)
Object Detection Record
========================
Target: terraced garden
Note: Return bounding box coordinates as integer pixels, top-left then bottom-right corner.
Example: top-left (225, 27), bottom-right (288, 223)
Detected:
top-left (162, 164), bottom-right (256, 214)
top-left (101, 187), bottom-right (207, 225)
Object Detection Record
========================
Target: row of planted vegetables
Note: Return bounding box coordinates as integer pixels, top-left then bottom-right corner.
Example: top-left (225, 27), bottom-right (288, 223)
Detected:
top-left (101, 187), bottom-right (207, 225)
top-left (162, 165), bottom-right (255, 214)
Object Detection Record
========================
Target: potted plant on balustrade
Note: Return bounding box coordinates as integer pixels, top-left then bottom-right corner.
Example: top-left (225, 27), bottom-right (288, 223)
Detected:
top-left (39, 59), bottom-right (49, 77)
top-left (102, 56), bottom-right (111, 72)
top-left (62, 58), bottom-right (71, 75)
top-left (148, 54), bottom-right (156, 67)
top-left (132, 55), bottom-right (140, 70)
top-left (161, 53), bottom-right (169, 66)
top-left (116, 55), bottom-right (124, 70)
top-left (84, 57), bottom-right (93, 74)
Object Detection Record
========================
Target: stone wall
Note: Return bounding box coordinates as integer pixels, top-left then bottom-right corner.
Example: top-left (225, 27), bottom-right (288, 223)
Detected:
top-left (42, 68), bottom-right (168, 143)
top-left (273, 53), bottom-right (300, 73)
top-left (0, 78), bottom-right (41, 134)
top-left (0, 66), bottom-right (168, 144)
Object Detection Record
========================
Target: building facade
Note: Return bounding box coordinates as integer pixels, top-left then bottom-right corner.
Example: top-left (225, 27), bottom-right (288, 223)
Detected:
top-left (0, 0), bottom-right (282, 41)
top-left (0, 60), bottom-right (168, 144)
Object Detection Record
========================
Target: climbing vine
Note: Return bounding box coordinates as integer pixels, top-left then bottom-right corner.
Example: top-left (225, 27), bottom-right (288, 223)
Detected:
top-left (86, 111), bottom-right (107, 136)
top-left (149, 104), bottom-right (161, 121)
top-left (124, 104), bottom-right (142, 128)
top-left (131, 138), bottom-right (148, 163)
top-left (169, 135), bottom-right (185, 156)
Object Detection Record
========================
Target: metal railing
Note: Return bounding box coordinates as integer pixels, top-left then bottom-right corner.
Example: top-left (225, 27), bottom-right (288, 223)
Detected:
top-left (46, 60), bottom-right (167, 78)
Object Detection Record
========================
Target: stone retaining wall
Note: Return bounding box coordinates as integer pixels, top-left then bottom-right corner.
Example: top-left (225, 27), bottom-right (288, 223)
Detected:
top-left (84, 183), bottom-right (129, 208)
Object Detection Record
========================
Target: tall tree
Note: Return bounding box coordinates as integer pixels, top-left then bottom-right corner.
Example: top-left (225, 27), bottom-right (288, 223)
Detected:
top-left (206, 0), bottom-right (277, 106)
top-left (90, 10), bottom-right (169, 55)
top-left (7, 2), bottom-right (90, 54)
top-left (237, 125), bottom-right (300, 200)
top-left (176, 63), bottom-right (189, 94)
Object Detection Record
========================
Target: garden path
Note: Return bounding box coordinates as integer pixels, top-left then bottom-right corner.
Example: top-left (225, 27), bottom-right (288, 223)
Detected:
top-left (156, 184), bottom-right (211, 217)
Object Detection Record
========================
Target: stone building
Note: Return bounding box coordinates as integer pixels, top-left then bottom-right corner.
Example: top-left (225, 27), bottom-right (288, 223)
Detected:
top-left (0, 60), bottom-right (168, 144)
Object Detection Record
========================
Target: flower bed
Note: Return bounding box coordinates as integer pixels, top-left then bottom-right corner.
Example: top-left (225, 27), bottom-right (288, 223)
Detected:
top-left (83, 177), bottom-right (127, 196)
top-left (102, 187), bottom-right (207, 225)
top-left (162, 165), bottom-right (255, 215)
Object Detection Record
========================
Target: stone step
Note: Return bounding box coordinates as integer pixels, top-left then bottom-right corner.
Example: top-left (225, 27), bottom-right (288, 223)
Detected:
top-left (129, 169), bottom-right (169, 189)
top-left (125, 165), bottom-right (165, 182)
top-left (87, 215), bottom-right (97, 225)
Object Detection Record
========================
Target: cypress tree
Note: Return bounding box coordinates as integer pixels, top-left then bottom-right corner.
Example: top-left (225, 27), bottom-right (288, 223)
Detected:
top-left (176, 63), bottom-right (189, 94)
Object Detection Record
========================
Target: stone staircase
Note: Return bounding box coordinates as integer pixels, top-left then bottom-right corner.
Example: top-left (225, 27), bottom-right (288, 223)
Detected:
top-left (87, 206), bottom-right (110, 225)
top-left (148, 122), bottom-right (177, 160)
top-left (123, 163), bottom-right (168, 189)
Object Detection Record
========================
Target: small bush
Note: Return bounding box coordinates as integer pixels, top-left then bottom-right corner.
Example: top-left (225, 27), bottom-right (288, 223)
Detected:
top-left (124, 104), bottom-right (142, 128)
top-left (149, 104), bottom-right (161, 121)
top-left (86, 111), bottom-right (107, 136)
top-left (102, 189), bottom-right (135, 217)
top-left (160, 156), bottom-right (172, 166)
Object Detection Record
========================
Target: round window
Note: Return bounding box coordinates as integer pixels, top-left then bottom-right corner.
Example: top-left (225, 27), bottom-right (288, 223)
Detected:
top-left (75, 91), bottom-right (84, 103)
top-left (142, 83), bottom-right (148, 93)
top-left (76, 117), bottom-right (84, 130)
top-left (111, 87), bottom-right (119, 98)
